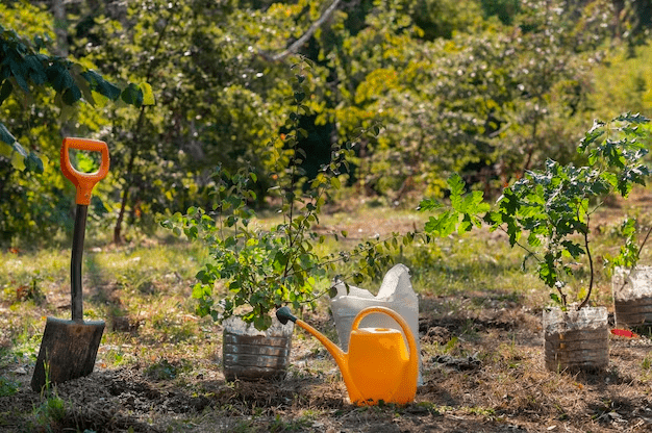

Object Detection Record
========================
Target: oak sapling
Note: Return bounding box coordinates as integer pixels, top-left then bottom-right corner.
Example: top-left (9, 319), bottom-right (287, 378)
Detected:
top-left (421, 114), bottom-right (652, 310)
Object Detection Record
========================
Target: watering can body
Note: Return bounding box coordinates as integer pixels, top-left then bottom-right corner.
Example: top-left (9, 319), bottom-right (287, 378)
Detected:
top-left (277, 306), bottom-right (418, 405)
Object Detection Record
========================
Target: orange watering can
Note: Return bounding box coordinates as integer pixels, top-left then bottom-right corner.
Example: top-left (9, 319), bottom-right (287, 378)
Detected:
top-left (276, 305), bottom-right (418, 406)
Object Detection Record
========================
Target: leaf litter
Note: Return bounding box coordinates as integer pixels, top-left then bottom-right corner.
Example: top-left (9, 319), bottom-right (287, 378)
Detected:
top-left (4, 205), bottom-right (652, 432)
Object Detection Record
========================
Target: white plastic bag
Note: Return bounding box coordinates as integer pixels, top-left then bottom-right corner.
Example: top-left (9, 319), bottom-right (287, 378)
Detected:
top-left (329, 263), bottom-right (422, 384)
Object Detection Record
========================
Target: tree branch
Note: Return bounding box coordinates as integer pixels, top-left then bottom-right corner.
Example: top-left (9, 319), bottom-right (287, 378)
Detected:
top-left (258, 0), bottom-right (343, 62)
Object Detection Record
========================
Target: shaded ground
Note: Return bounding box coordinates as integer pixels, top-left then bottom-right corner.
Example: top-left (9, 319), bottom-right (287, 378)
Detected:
top-left (4, 290), bottom-right (652, 432)
top-left (4, 192), bottom-right (652, 432)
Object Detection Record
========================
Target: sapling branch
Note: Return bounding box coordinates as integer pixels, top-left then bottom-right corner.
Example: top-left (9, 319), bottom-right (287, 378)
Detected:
top-left (577, 207), bottom-right (593, 310)
top-left (616, 223), bottom-right (652, 294)
top-left (638, 225), bottom-right (652, 254)
top-left (494, 225), bottom-right (542, 263)
top-left (167, 57), bottom-right (399, 331)
top-left (280, 58), bottom-right (308, 286)
top-left (555, 281), bottom-right (568, 307)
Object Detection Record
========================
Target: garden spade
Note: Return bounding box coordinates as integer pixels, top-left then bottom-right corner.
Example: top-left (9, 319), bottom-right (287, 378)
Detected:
top-left (31, 137), bottom-right (110, 392)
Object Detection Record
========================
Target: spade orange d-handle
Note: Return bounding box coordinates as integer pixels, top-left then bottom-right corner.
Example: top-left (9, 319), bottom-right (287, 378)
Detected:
top-left (60, 137), bottom-right (110, 205)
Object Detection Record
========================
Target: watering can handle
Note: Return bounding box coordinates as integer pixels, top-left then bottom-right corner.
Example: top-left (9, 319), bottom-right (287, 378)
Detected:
top-left (350, 306), bottom-right (418, 360)
top-left (60, 137), bottom-right (110, 205)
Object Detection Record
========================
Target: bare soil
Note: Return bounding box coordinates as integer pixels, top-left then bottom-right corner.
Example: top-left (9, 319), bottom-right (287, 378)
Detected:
top-left (4, 290), bottom-right (652, 433)
top-left (4, 195), bottom-right (652, 433)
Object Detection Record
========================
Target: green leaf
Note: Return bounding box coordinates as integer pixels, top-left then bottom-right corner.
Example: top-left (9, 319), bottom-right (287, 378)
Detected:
top-left (46, 62), bottom-right (74, 93)
top-left (578, 120), bottom-right (605, 152)
top-left (620, 218), bottom-right (637, 237)
top-left (424, 211), bottom-right (458, 237)
top-left (140, 82), bottom-right (155, 105)
top-left (0, 122), bottom-right (17, 145)
top-left (561, 240), bottom-right (584, 259)
top-left (527, 232), bottom-right (541, 247)
top-left (24, 54), bottom-right (47, 85)
top-left (82, 70), bottom-right (121, 101)
top-left (8, 59), bottom-right (29, 91)
top-left (448, 173), bottom-right (465, 207)
top-left (61, 83), bottom-right (82, 105)
top-left (615, 112), bottom-right (650, 123)
top-left (497, 187), bottom-right (519, 216)
top-left (273, 251), bottom-right (288, 273)
top-left (0, 141), bottom-right (11, 159)
top-left (121, 83), bottom-right (144, 107)
top-left (24, 152), bottom-right (44, 174)
top-left (539, 253), bottom-right (558, 288)
top-left (0, 80), bottom-right (13, 106)
top-left (253, 315), bottom-right (272, 331)
top-left (417, 198), bottom-right (443, 212)
top-left (11, 151), bottom-right (25, 171)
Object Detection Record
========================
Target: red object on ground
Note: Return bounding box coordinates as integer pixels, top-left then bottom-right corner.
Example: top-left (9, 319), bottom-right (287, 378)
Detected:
top-left (611, 329), bottom-right (639, 338)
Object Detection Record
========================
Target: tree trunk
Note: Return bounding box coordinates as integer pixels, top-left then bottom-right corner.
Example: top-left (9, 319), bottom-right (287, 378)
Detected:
top-left (110, 18), bottom-right (169, 244)
top-left (113, 183), bottom-right (130, 245)
top-left (50, 0), bottom-right (68, 56)
top-left (612, 0), bottom-right (625, 39)
top-left (113, 150), bottom-right (136, 244)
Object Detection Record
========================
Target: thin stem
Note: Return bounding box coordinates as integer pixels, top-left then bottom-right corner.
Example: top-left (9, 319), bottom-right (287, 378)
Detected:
top-left (578, 205), bottom-right (593, 310)
top-left (617, 223), bottom-right (652, 293)
top-left (495, 225), bottom-right (543, 263)
top-left (282, 58), bottom-right (308, 282)
top-left (555, 282), bottom-right (568, 308)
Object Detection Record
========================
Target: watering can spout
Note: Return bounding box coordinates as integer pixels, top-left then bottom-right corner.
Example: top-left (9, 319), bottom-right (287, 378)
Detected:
top-left (275, 307), bottom-right (356, 394)
top-left (275, 306), bottom-right (298, 326)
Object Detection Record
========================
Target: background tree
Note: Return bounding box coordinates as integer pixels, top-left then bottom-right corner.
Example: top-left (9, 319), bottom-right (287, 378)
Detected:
top-left (1, 0), bottom-right (651, 246)
top-left (0, 2), bottom-right (148, 244)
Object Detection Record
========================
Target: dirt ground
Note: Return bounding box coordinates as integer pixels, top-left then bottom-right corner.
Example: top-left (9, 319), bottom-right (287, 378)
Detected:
top-left (3, 290), bottom-right (652, 433)
top-left (4, 191), bottom-right (652, 433)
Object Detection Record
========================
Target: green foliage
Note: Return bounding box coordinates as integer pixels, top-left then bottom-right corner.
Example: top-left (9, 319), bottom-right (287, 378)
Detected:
top-left (163, 62), bottom-right (396, 330)
top-left (0, 376), bottom-right (18, 397)
top-left (324, 0), bottom-right (606, 197)
top-left (421, 114), bottom-right (652, 309)
top-left (0, 1), bottom-right (151, 245)
top-left (0, 20), bottom-right (150, 171)
top-left (407, 0), bottom-right (482, 41)
top-left (607, 217), bottom-right (643, 269)
top-left (588, 43), bottom-right (652, 120)
top-left (620, 0), bottom-right (652, 41)
top-left (76, 0), bottom-right (298, 242)
top-left (480, 0), bottom-right (520, 25)
top-left (419, 174), bottom-right (490, 237)
top-left (486, 114), bottom-right (651, 308)
top-left (32, 394), bottom-right (66, 429)
top-left (145, 359), bottom-right (184, 381)
top-left (2, 0), bottom-right (652, 248)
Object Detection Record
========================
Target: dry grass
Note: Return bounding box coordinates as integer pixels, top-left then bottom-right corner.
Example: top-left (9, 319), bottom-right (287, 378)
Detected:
top-left (3, 192), bottom-right (652, 432)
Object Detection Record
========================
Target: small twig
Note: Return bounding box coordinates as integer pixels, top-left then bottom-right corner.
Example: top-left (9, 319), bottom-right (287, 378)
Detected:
top-left (578, 207), bottom-right (593, 310)
top-left (495, 225), bottom-right (543, 263)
